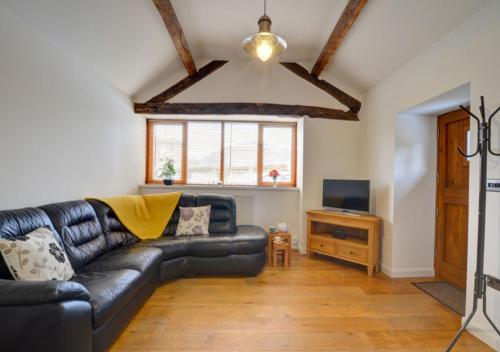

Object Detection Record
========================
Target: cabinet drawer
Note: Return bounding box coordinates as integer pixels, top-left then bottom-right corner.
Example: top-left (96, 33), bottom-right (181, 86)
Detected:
top-left (310, 236), bottom-right (336, 254)
top-left (337, 243), bottom-right (368, 262)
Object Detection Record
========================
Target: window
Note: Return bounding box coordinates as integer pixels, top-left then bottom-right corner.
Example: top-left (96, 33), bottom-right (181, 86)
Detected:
top-left (224, 122), bottom-right (258, 185)
top-left (150, 123), bottom-right (184, 181)
top-left (147, 120), bottom-right (297, 187)
top-left (262, 125), bottom-right (294, 185)
top-left (187, 122), bottom-right (221, 184)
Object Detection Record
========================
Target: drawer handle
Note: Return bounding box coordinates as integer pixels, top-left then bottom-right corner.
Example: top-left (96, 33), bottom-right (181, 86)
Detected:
top-left (349, 251), bottom-right (354, 255)
top-left (320, 244), bottom-right (324, 247)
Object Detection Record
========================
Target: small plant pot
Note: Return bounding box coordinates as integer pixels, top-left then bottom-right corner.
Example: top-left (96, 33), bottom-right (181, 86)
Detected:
top-left (163, 179), bottom-right (174, 186)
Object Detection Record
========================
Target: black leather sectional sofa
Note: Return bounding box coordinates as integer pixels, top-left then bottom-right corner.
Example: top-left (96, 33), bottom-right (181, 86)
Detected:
top-left (0, 194), bottom-right (267, 352)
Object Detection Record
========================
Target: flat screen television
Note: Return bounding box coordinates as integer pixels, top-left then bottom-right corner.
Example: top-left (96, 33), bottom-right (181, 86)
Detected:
top-left (322, 179), bottom-right (370, 214)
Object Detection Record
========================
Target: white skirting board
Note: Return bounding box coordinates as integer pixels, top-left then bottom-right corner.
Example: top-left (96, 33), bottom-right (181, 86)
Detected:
top-left (380, 263), bottom-right (435, 278)
top-left (466, 321), bottom-right (499, 350)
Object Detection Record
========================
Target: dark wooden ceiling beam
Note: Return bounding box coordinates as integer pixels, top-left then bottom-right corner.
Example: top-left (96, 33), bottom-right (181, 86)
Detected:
top-left (134, 102), bottom-right (358, 121)
top-left (311, 0), bottom-right (368, 77)
top-left (279, 62), bottom-right (361, 113)
top-left (152, 0), bottom-right (197, 76)
top-left (146, 60), bottom-right (228, 104)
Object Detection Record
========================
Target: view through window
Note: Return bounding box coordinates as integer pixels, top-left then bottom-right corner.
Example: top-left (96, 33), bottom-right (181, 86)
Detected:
top-left (147, 120), bottom-right (296, 187)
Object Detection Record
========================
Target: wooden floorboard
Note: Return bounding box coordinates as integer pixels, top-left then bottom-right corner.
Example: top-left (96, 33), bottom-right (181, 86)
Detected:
top-left (111, 252), bottom-right (492, 351)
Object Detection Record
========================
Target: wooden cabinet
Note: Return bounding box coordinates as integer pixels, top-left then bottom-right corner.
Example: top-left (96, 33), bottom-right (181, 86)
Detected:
top-left (306, 210), bottom-right (381, 276)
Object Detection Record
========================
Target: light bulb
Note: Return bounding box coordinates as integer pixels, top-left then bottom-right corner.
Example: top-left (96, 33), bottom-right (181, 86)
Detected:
top-left (256, 41), bottom-right (273, 62)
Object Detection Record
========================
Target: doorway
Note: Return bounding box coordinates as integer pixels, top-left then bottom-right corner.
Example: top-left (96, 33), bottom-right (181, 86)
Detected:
top-left (435, 108), bottom-right (470, 289)
top-left (393, 83), bottom-right (470, 280)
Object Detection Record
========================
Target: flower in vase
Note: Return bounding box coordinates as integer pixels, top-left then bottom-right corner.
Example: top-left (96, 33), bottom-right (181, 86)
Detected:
top-left (269, 169), bottom-right (280, 186)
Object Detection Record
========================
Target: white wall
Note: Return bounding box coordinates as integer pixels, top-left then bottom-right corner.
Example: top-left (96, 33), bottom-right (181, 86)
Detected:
top-left (363, 0), bottom-right (500, 347)
top-left (393, 113), bottom-right (436, 277)
top-left (0, 5), bottom-right (145, 209)
top-left (137, 59), bottom-right (367, 253)
top-left (300, 116), bottom-right (367, 251)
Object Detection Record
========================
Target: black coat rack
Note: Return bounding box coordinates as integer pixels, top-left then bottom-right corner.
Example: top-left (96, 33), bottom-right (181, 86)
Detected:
top-left (447, 96), bottom-right (500, 351)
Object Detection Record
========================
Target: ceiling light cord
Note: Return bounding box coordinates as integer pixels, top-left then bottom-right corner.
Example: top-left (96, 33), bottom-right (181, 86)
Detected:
top-left (264, 0), bottom-right (267, 15)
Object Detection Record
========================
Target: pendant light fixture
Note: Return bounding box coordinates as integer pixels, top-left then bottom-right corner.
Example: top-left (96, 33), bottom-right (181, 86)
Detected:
top-left (242, 0), bottom-right (287, 62)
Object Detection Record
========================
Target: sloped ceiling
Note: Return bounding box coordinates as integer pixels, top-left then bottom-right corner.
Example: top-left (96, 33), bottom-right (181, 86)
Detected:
top-left (0, 0), bottom-right (488, 97)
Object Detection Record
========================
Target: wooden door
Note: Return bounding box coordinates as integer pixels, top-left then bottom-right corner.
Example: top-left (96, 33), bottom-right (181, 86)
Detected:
top-left (435, 109), bottom-right (469, 289)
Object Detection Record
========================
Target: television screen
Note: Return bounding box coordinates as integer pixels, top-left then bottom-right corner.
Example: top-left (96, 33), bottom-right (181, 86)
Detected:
top-left (322, 179), bottom-right (370, 213)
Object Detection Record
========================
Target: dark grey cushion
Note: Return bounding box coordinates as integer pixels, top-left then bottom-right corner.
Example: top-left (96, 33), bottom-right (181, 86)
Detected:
top-left (72, 269), bottom-right (141, 328)
top-left (86, 199), bottom-right (139, 250)
top-left (81, 246), bottom-right (162, 276)
top-left (40, 201), bottom-right (107, 270)
top-left (197, 194), bottom-right (237, 234)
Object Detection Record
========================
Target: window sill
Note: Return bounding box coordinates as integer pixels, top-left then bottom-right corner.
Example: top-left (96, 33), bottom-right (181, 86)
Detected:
top-left (139, 184), bottom-right (300, 192)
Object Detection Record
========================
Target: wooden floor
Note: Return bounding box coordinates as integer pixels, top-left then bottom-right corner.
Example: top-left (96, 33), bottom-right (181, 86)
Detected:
top-left (111, 252), bottom-right (492, 351)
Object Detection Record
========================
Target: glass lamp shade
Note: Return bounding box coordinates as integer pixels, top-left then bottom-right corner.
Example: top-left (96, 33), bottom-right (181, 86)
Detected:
top-left (242, 15), bottom-right (287, 62)
top-left (242, 32), bottom-right (287, 62)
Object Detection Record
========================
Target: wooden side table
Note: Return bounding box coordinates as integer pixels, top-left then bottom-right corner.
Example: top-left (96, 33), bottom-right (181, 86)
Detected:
top-left (273, 242), bottom-right (290, 267)
top-left (267, 232), bottom-right (292, 266)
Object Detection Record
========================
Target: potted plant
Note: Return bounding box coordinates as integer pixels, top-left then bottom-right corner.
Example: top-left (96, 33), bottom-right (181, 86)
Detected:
top-left (269, 169), bottom-right (280, 187)
top-left (159, 158), bottom-right (176, 185)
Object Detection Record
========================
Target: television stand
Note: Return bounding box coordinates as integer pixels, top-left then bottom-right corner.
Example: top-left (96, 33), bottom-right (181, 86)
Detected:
top-left (306, 210), bottom-right (381, 276)
top-left (340, 210), bottom-right (361, 217)
top-left (322, 208), bottom-right (362, 216)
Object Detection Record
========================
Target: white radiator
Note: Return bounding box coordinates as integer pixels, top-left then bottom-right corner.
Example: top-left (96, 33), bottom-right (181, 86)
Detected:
top-left (233, 195), bottom-right (254, 225)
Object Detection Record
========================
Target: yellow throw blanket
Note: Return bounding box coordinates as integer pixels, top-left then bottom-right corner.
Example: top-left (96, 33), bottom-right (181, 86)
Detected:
top-left (87, 192), bottom-right (182, 240)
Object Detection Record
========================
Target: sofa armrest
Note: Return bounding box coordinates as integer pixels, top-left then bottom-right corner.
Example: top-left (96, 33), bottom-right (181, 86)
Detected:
top-left (233, 225), bottom-right (268, 253)
top-left (0, 279), bottom-right (90, 306)
top-left (235, 225), bottom-right (268, 240)
top-left (0, 300), bottom-right (92, 352)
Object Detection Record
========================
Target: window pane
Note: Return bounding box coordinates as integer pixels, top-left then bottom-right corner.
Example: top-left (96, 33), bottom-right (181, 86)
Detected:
top-left (262, 126), bottom-right (293, 183)
top-left (224, 123), bottom-right (258, 185)
top-left (153, 124), bottom-right (183, 180)
top-left (187, 122), bottom-right (221, 184)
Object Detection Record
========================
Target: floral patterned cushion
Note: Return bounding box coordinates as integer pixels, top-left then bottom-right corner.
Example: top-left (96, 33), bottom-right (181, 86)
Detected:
top-left (0, 227), bottom-right (74, 281)
top-left (175, 205), bottom-right (211, 236)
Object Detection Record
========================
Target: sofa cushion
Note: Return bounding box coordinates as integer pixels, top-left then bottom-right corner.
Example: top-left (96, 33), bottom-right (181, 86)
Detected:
top-left (72, 269), bottom-right (141, 328)
top-left (0, 207), bottom-right (59, 279)
top-left (0, 227), bottom-right (75, 281)
top-left (137, 237), bottom-right (189, 261)
top-left (141, 225), bottom-right (267, 260)
top-left (40, 201), bottom-right (107, 270)
top-left (176, 205), bottom-right (211, 236)
top-left (197, 194), bottom-right (236, 234)
top-left (86, 199), bottom-right (138, 250)
top-left (81, 246), bottom-right (162, 276)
